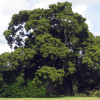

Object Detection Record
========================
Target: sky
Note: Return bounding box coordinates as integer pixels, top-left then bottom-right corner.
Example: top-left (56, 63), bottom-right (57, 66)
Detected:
top-left (0, 0), bottom-right (100, 55)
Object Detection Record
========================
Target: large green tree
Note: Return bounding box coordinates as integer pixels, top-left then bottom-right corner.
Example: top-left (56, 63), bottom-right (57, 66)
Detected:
top-left (2, 1), bottom-right (97, 96)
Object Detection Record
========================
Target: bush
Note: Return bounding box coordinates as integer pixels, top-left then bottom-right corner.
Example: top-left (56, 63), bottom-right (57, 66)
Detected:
top-left (3, 83), bottom-right (26, 98)
top-left (1, 81), bottom-right (46, 98)
top-left (92, 90), bottom-right (100, 97)
top-left (25, 81), bottom-right (46, 97)
top-left (72, 85), bottom-right (78, 95)
top-left (0, 82), bottom-right (9, 97)
top-left (74, 93), bottom-right (88, 97)
top-left (88, 90), bottom-right (95, 97)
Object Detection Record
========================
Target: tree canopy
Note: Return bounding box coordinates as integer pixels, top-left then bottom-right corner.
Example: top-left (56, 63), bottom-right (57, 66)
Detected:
top-left (0, 1), bottom-right (100, 97)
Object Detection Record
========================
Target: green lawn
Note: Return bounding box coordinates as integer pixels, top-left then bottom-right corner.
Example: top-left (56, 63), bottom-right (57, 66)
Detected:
top-left (0, 97), bottom-right (100, 100)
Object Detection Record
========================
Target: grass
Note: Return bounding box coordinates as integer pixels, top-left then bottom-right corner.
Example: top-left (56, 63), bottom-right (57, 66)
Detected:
top-left (0, 96), bottom-right (100, 100)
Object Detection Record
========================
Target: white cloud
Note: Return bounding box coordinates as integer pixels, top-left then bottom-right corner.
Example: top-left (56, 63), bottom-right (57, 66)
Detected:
top-left (0, 5), bottom-right (4, 13)
top-left (91, 30), bottom-right (100, 36)
top-left (72, 5), bottom-right (87, 17)
top-left (72, 5), bottom-right (94, 34)
top-left (3, 0), bottom-right (31, 15)
top-left (64, 0), bottom-right (100, 7)
top-left (85, 19), bottom-right (93, 32)
top-left (31, 0), bottom-right (58, 9)
top-left (0, 44), bottom-right (14, 55)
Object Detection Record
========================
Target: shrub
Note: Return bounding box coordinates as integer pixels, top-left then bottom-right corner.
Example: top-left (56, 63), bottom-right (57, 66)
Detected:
top-left (0, 82), bottom-right (9, 97)
top-left (25, 81), bottom-right (46, 97)
top-left (74, 93), bottom-right (88, 97)
top-left (3, 83), bottom-right (26, 98)
top-left (92, 90), bottom-right (100, 97)
top-left (72, 85), bottom-right (78, 95)
top-left (88, 90), bottom-right (95, 97)
top-left (2, 81), bottom-right (46, 98)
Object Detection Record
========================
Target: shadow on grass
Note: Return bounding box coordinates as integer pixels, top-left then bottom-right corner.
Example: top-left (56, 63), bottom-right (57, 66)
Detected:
top-left (33, 95), bottom-right (74, 98)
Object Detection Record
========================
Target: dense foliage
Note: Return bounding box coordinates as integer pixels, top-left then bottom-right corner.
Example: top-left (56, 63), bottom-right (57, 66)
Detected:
top-left (0, 1), bottom-right (100, 97)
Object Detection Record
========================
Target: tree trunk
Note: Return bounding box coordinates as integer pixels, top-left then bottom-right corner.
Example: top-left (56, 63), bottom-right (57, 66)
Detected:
top-left (46, 82), bottom-right (55, 96)
top-left (64, 81), bottom-right (72, 95)
top-left (64, 27), bottom-right (67, 46)
top-left (62, 27), bottom-right (68, 71)
top-left (62, 59), bottom-right (65, 71)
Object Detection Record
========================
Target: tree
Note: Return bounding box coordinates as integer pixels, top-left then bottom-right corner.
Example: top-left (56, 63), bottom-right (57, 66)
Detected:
top-left (33, 66), bottom-right (65, 96)
top-left (2, 1), bottom-right (97, 96)
top-left (81, 43), bottom-right (100, 91)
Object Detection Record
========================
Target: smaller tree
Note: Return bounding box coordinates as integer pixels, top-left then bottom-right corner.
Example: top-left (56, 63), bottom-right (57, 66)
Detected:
top-left (33, 66), bottom-right (65, 96)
